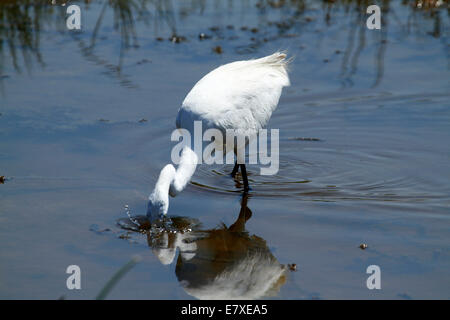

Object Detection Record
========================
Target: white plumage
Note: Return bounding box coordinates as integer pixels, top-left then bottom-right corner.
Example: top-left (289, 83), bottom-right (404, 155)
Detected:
top-left (147, 147), bottom-right (198, 219)
top-left (176, 52), bottom-right (290, 138)
top-left (147, 52), bottom-right (290, 218)
top-left (176, 52), bottom-right (290, 190)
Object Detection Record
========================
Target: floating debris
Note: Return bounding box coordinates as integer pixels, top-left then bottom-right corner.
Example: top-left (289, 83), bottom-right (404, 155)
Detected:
top-left (98, 118), bottom-right (109, 122)
top-left (226, 25), bottom-right (234, 30)
top-left (209, 26), bottom-right (220, 32)
top-left (198, 33), bottom-right (212, 40)
top-left (290, 137), bottom-right (322, 142)
top-left (250, 27), bottom-right (259, 33)
top-left (169, 34), bottom-right (186, 43)
top-left (288, 263), bottom-right (297, 271)
top-left (269, 0), bottom-right (285, 9)
top-left (335, 50), bottom-right (342, 54)
top-left (323, 59), bottom-right (329, 63)
top-left (359, 243), bottom-right (368, 250)
top-left (212, 46), bottom-right (223, 54)
top-left (0, 176), bottom-right (5, 184)
top-left (240, 26), bottom-right (248, 31)
top-left (136, 59), bottom-right (150, 65)
top-left (156, 37), bottom-right (164, 41)
top-left (138, 118), bottom-right (148, 123)
top-left (275, 21), bottom-right (291, 30)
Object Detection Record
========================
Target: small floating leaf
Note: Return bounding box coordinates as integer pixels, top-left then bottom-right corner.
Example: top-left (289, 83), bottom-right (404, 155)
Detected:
top-left (212, 46), bottom-right (223, 54)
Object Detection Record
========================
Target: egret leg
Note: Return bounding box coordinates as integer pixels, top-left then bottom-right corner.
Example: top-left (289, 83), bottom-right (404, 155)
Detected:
top-left (230, 161), bottom-right (239, 177)
top-left (229, 193), bottom-right (251, 232)
top-left (240, 164), bottom-right (250, 192)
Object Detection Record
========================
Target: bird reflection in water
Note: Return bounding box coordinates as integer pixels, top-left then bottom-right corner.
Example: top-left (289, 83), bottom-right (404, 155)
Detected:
top-left (119, 194), bottom-right (288, 300)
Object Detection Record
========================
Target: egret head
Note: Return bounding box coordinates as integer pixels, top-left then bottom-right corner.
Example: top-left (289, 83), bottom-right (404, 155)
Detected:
top-left (146, 164), bottom-right (176, 221)
top-left (147, 195), bottom-right (168, 221)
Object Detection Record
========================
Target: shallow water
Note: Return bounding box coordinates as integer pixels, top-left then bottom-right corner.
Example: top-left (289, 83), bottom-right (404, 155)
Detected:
top-left (0, 0), bottom-right (449, 299)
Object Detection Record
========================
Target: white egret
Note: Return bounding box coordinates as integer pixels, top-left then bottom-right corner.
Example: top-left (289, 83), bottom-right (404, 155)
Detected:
top-left (147, 52), bottom-right (290, 219)
top-left (176, 51), bottom-right (290, 191)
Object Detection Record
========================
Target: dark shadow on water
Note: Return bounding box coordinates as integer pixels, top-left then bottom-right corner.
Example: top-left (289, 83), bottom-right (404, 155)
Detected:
top-left (117, 194), bottom-right (298, 300)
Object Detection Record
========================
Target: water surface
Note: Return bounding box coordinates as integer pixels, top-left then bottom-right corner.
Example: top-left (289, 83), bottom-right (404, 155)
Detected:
top-left (0, 0), bottom-right (449, 299)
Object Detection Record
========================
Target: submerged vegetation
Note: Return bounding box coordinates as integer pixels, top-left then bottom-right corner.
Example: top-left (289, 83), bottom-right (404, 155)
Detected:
top-left (0, 0), bottom-right (448, 89)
